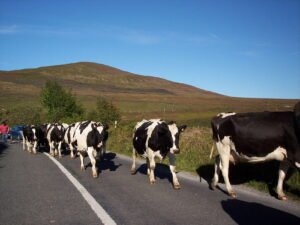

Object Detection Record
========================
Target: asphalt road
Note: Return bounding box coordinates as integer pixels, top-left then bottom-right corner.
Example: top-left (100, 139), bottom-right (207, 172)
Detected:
top-left (0, 142), bottom-right (300, 225)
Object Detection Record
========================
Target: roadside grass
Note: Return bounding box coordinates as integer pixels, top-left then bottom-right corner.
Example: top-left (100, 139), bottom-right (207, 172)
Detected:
top-left (107, 123), bottom-right (300, 201)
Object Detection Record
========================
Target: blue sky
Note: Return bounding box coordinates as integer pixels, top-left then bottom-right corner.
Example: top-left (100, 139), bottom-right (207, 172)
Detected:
top-left (0, 0), bottom-right (299, 99)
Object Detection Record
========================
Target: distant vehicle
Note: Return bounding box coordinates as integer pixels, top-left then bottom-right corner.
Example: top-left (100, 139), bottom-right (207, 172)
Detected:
top-left (8, 125), bottom-right (25, 141)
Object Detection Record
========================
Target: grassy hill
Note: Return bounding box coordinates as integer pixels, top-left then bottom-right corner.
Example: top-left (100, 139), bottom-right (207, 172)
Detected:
top-left (0, 62), bottom-right (298, 123)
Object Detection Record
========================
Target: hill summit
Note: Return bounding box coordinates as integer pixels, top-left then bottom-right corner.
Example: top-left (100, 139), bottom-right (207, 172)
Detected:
top-left (0, 62), bottom-right (221, 97)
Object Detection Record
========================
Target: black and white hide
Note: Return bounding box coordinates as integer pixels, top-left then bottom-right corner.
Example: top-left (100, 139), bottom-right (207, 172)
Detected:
top-left (210, 102), bottom-right (300, 200)
top-left (131, 119), bottom-right (187, 189)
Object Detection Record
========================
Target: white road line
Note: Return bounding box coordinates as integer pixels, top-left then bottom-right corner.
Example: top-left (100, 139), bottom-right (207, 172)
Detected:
top-left (44, 153), bottom-right (117, 225)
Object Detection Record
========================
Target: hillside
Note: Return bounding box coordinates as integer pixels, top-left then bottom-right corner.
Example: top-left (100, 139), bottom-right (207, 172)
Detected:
top-left (0, 62), bottom-right (220, 97)
top-left (0, 62), bottom-right (297, 122)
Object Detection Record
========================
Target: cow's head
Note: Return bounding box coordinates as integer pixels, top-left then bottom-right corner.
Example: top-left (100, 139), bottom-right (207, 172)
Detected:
top-left (53, 124), bottom-right (65, 140)
top-left (166, 121), bottom-right (187, 154)
top-left (30, 125), bottom-right (38, 142)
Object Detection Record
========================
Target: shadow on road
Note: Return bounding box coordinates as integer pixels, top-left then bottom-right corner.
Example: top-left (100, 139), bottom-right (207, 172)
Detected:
top-left (0, 142), bottom-right (9, 169)
top-left (135, 163), bottom-right (173, 184)
top-left (221, 199), bottom-right (300, 225)
top-left (0, 142), bottom-right (8, 156)
top-left (196, 161), bottom-right (299, 198)
top-left (90, 152), bottom-right (122, 173)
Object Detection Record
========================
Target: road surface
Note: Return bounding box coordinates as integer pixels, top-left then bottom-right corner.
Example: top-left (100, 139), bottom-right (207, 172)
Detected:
top-left (0, 142), bottom-right (299, 225)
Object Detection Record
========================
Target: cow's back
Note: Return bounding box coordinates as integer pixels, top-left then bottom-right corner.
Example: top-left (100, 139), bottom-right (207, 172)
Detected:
top-left (219, 111), bottom-right (296, 157)
top-left (133, 121), bottom-right (153, 155)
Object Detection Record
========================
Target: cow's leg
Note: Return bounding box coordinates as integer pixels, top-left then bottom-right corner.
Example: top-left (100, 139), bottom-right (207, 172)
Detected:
top-left (79, 152), bottom-right (85, 171)
top-left (70, 143), bottom-right (76, 159)
top-left (148, 153), bottom-right (156, 184)
top-left (32, 141), bottom-right (38, 154)
top-left (146, 158), bottom-right (150, 176)
top-left (54, 143), bottom-right (58, 156)
top-left (218, 143), bottom-right (236, 198)
top-left (58, 142), bottom-right (62, 158)
top-left (211, 155), bottom-right (221, 189)
top-left (276, 161), bottom-right (289, 200)
top-left (27, 141), bottom-right (32, 153)
top-left (131, 148), bottom-right (137, 174)
top-left (87, 147), bottom-right (98, 178)
top-left (22, 138), bottom-right (26, 151)
top-left (69, 144), bottom-right (75, 158)
top-left (101, 142), bottom-right (106, 159)
top-left (49, 142), bottom-right (55, 156)
top-left (168, 152), bottom-right (180, 189)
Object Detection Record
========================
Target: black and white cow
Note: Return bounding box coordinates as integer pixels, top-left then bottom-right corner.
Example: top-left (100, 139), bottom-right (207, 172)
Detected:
top-left (64, 123), bottom-right (77, 158)
top-left (46, 123), bottom-right (66, 158)
top-left (22, 125), bottom-right (43, 154)
top-left (210, 102), bottom-right (300, 200)
top-left (131, 119), bottom-right (187, 189)
top-left (72, 121), bottom-right (109, 178)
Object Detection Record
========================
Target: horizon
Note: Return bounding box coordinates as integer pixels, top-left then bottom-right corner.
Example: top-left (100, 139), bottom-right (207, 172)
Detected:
top-left (0, 0), bottom-right (299, 99)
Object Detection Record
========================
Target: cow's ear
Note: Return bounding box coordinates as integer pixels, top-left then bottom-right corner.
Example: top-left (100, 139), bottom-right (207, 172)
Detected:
top-left (178, 125), bottom-right (187, 132)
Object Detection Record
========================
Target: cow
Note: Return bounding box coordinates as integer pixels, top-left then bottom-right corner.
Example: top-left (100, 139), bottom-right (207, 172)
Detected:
top-left (210, 102), bottom-right (300, 200)
top-left (72, 121), bottom-right (109, 178)
top-left (131, 119), bottom-right (187, 189)
top-left (46, 123), bottom-right (66, 158)
top-left (22, 125), bottom-right (43, 154)
top-left (64, 123), bottom-right (77, 158)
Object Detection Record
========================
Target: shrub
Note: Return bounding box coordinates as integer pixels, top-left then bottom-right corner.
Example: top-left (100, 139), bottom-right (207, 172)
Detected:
top-left (40, 80), bottom-right (84, 122)
top-left (87, 97), bottom-right (121, 124)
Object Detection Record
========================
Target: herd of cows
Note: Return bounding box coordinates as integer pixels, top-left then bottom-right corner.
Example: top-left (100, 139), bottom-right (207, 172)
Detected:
top-left (21, 101), bottom-right (300, 201)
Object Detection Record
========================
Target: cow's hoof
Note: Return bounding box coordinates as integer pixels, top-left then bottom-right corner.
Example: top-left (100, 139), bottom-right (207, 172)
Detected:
top-left (229, 192), bottom-right (237, 198)
top-left (150, 180), bottom-right (156, 184)
top-left (130, 169), bottom-right (136, 175)
top-left (173, 184), bottom-right (181, 190)
top-left (209, 183), bottom-right (216, 190)
top-left (278, 195), bottom-right (287, 201)
top-left (71, 155), bottom-right (75, 159)
top-left (93, 173), bottom-right (98, 178)
top-left (80, 166), bottom-right (85, 171)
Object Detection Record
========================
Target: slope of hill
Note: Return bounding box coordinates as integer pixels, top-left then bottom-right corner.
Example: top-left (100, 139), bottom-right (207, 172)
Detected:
top-left (0, 62), bottom-right (297, 122)
top-left (0, 62), bottom-right (221, 97)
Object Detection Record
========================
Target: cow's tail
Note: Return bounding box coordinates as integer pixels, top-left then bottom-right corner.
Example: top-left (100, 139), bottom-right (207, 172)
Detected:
top-left (209, 143), bottom-right (214, 159)
top-left (210, 116), bottom-right (219, 160)
top-left (294, 101), bottom-right (300, 140)
top-left (210, 142), bottom-right (218, 159)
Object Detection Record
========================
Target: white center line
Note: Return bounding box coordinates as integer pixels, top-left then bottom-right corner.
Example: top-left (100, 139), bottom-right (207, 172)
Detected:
top-left (44, 152), bottom-right (117, 225)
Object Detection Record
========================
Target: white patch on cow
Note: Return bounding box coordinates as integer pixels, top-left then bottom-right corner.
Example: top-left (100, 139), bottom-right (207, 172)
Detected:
top-left (295, 162), bottom-right (300, 168)
top-left (145, 120), bottom-right (161, 148)
top-left (153, 150), bottom-right (163, 161)
top-left (217, 112), bottom-right (236, 118)
top-left (168, 123), bottom-right (179, 153)
top-left (233, 146), bottom-right (287, 163)
top-left (62, 123), bottom-right (69, 129)
top-left (75, 122), bottom-right (93, 151)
